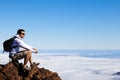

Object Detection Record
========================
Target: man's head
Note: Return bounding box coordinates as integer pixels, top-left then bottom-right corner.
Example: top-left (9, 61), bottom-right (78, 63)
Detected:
top-left (17, 29), bottom-right (25, 38)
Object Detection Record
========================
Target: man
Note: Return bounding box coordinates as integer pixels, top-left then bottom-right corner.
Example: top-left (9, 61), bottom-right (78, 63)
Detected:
top-left (9, 29), bottom-right (39, 70)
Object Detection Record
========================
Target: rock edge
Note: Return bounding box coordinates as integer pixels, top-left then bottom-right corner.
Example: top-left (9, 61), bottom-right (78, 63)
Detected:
top-left (0, 61), bottom-right (61, 80)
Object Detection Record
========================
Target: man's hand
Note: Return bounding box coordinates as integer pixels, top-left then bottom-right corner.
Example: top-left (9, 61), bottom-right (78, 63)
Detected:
top-left (33, 48), bottom-right (38, 53)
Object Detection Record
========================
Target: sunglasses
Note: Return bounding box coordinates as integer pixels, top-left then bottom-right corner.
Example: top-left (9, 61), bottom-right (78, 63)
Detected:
top-left (21, 33), bottom-right (25, 35)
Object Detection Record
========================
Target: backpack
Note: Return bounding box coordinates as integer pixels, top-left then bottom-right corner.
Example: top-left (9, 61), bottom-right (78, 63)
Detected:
top-left (3, 36), bottom-right (17, 53)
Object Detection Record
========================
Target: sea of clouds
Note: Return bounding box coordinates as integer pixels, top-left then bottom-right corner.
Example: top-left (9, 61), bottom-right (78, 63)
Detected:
top-left (1, 53), bottom-right (120, 80)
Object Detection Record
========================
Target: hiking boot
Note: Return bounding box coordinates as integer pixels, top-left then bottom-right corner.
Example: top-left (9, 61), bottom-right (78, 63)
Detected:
top-left (33, 62), bottom-right (40, 66)
top-left (30, 62), bottom-right (40, 68)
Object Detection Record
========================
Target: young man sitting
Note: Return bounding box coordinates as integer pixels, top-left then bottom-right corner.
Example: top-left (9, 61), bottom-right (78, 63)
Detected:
top-left (9, 29), bottom-right (39, 70)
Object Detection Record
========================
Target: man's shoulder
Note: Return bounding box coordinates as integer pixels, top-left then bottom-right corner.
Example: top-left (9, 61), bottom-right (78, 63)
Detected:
top-left (14, 37), bottom-right (22, 42)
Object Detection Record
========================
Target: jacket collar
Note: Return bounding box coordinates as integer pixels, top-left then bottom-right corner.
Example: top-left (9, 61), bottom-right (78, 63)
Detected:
top-left (15, 34), bottom-right (22, 40)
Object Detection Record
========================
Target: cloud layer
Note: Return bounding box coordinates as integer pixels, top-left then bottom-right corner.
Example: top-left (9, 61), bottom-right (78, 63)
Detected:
top-left (1, 54), bottom-right (120, 80)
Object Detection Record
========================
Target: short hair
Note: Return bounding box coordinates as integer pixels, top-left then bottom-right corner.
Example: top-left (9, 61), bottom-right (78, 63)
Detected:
top-left (17, 29), bottom-right (25, 34)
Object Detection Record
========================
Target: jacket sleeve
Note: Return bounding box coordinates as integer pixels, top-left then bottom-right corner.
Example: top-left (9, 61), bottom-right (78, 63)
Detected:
top-left (15, 38), bottom-right (35, 52)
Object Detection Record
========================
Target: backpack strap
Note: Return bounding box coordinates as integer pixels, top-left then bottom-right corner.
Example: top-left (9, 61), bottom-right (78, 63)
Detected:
top-left (12, 36), bottom-right (18, 48)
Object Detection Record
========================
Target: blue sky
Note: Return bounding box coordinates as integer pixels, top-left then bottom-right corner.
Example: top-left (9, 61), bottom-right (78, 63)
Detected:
top-left (0, 0), bottom-right (120, 50)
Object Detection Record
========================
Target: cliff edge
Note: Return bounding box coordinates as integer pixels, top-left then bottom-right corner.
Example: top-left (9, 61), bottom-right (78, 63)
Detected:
top-left (0, 61), bottom-right (61, 80)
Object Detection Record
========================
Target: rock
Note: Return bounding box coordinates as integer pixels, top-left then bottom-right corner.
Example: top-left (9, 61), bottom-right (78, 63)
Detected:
top-left (0, 61), bottom-right (61, 80)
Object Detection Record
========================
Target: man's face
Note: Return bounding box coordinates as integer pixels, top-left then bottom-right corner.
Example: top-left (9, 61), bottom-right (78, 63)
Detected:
top-left (19, 31), bottom-right (25, 38)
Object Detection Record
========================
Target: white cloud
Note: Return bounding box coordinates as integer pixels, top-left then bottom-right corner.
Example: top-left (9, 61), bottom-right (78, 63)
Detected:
top-left (1, 54), bottom-right (120, 80)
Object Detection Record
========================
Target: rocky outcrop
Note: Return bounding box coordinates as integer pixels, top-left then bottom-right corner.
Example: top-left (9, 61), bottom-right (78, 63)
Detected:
top-left (0, 61), bottom-right (61, 80)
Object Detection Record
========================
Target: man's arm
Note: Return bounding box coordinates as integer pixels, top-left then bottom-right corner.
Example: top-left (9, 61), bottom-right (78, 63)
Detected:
top-left (16, 38), bottom-right (38, 53)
